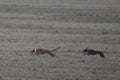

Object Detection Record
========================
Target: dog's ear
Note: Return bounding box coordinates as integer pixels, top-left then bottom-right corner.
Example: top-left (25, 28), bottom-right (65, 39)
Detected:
top-left (86, 48), bottom-right (88, 50)
top-left (86, 47), bottom-right (90, 50)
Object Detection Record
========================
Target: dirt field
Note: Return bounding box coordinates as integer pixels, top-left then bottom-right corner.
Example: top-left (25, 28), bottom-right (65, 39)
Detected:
top-left (0, 0), bottom-right (120, 80)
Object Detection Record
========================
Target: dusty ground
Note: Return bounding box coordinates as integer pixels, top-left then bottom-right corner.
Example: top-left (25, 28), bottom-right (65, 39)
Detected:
top-left (0, 0), bottom-right (120, 80)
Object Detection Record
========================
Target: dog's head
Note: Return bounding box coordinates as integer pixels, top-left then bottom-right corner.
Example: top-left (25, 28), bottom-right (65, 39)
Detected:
top-left (30, 48), bottom-right (37, 54)
top-left (82, 48), bottom-right (89, 52)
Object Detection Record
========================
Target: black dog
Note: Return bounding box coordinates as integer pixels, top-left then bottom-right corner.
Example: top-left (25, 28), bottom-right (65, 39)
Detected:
top-left (82, 48), bottom-right (105, 58)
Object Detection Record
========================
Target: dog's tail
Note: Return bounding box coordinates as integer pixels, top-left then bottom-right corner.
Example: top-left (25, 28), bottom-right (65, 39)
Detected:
top-left (52, 46), bottom-right (61, 51)
top-left (99, 53), bottom-right (106, 58)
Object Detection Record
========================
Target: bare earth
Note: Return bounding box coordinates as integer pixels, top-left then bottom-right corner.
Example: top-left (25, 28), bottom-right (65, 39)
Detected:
top-left (0, 0), bottom-right (120, 80)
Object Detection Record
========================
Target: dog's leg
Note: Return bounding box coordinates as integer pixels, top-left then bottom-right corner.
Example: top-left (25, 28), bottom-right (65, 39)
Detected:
top-left (87, 52), bottom-right (90, 56)
top-left (48, 52), bottom-right (58, 58)
top-left (82, 52), bottom-right (87, 56)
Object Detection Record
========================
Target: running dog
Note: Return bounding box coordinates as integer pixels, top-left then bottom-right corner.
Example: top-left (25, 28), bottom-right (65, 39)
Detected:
top-left (30, 47), bottom-right (60, 58)
top-left (82, 48), bottom-right (106, 58)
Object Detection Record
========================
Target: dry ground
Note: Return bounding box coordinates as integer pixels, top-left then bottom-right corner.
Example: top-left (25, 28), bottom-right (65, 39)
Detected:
top-left (0, 0), bottom-right (120, 80)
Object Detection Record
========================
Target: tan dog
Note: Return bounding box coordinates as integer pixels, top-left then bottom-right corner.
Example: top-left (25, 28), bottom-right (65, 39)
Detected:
top-left (30, 47), bottom-right (60, 58)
